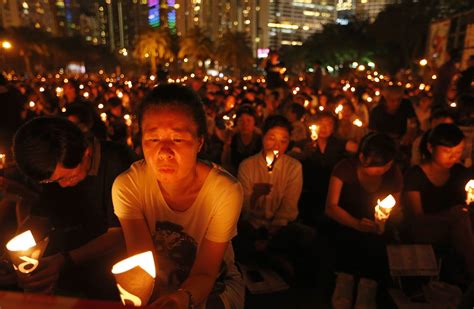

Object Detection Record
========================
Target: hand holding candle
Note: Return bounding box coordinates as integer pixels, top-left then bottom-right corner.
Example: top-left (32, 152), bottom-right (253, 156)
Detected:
top-left (265, 150), bottom-right (279, 173)
top-left (112, 251), bottom-right (156, 307)
top-left (466, 180), bottom-right (474, 206)
top-left (353, 119), bottom-right (363, 127)
top-left (309, 124), bottom-right (319, 145)
top-left (374, 194), bottom-right (396, 234)
top-left (6, 230), bottom-right (49, 291)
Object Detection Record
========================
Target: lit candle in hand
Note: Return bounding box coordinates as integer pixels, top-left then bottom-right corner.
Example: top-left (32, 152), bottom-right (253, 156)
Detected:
top-left (265, 150), bottom-right (279, 173)
top-left (353, 119), bottom-right (363, 127)
top-left (309, 124), bottom-right (319, 142)
top-left (6, 230), bottom-right (49, 276)
top-left (465, 180), bottom-right (474, 206)
top-left (374, 194), bottom-right (396, 233)
top-left (0, 153), bottom-right (5, 171)
top-left (112, 251), bottom-right (156, 307)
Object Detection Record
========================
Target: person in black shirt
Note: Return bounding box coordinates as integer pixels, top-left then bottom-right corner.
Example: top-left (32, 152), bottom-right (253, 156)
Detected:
top-left (228, 105), bottom-right (262, 174)
top-left (403, 123), bottom-right (474, 279)
top-left (326, 132), bottom-right (402, 308)
top-left (299, 112), bottom-right (357, 226)
top-left (263, 51), bottom-right (286, 90)
top-left (12, 117), bottom-right (136, 299)
top-left (369, 85), bottom-right (418, 146)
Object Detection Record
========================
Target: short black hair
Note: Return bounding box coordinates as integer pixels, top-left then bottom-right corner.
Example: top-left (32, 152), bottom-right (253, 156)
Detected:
top-left (429, 109), bottom-right (454, 123)
top-left (289, 103), bottom-right (306, 120)
top-left (236, 104), bottom-right (257, 120)
top-left (64, 102), bottom-right (94, 130)
top-left (262, 115), bottom-right (293, 135)
top-left (420, 123), bottom-right (464, 160)
top-left (358, 132), bottom-right (397, 167)
top-left (13, 117), bottom-right (88, 181)
top-left (137, 84), bottom-right (207, 138)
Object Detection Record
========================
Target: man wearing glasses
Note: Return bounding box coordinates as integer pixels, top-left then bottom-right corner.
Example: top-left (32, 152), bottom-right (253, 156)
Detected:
top-left (11, 116), bottom-right (136, 300)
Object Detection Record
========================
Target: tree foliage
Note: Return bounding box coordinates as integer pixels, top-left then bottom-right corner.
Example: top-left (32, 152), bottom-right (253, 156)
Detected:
top-left (215, 31), bottom-right (254, 77)
top-left (133, 28), bottom-right (174, 74)
top-left (178, 27), bottom-right (213, 70)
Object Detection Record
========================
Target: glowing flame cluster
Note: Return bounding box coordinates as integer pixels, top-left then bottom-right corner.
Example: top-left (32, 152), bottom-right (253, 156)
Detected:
top-left (6, 230), bottom-right (36, 252)
top-left (466, 180), bottom-right (474, 205)
top-left (265, 150), bottom-right (280, 172)
top-left (112, 251), bottom-right (156, 278)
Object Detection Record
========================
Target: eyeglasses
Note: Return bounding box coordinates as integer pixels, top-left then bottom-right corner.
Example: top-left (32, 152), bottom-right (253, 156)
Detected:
top-left (39, 174), bottom-right (79, 184)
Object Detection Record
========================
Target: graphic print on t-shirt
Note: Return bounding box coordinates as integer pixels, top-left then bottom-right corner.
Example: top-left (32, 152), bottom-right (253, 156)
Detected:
top-left (153, 221), bottom-right (197, 294)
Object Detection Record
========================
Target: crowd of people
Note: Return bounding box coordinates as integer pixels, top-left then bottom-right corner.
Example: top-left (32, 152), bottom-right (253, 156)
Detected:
top-left (0, 51), bottom-right (473, 309)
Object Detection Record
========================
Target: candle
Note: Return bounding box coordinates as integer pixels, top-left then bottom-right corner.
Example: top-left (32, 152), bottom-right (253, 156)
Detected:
top-left (0, 153), bottom-right (5, 170)
top-left (222, 115), bottom-right (234, 130)
top-left (374, 194), bottom-right (396, 233)
top-left (353, 119), bottom-right (363, 127)
top-left (335, 105), bottom-right (343, 119)
top-left (309, 124), bottom-right (319, 142)
top-left (124, 114), bottom-right (132, 127)
top-left (465, 180), bottom-right (474, 205)
top-left (112, 251), bottom-right (156, 307)
top-left (6, 230), bottom-right (49, 275)
top-left (265, 150), bottom-right (279, 173)
top-left (100, 112), bottom-right (107, 122)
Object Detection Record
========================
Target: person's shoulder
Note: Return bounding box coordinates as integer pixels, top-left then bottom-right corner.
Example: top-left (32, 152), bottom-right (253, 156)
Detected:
top-left (334, 157), bottom-right (356, 170)
top-left (240, 152), bottom-right (260, 167)
top-left (207, 164), bottom-right (242, 197)
top-left (115, 159), bottom-right (147, 183)
top-left (332, 158), bottom-right (356, 179)
top-left (282, 153), bottom-right (302, 168)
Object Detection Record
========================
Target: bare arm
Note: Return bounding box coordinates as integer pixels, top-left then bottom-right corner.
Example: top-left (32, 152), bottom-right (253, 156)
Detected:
top-left (69, 227), bottom-right (125, 265)
top-left (325, 176), bottom-right (362, 230)
top-left (403, 191), bottom-right (424, 217)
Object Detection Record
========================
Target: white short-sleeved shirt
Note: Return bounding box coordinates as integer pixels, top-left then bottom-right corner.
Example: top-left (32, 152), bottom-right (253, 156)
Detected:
top-left (112, 160), bottom-right (244, 306)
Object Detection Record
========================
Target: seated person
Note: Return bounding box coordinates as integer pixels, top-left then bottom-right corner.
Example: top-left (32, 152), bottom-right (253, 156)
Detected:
top-left (235, 115), bottom-right (317, 281)
top-left (403, 123), bottom-right (474, 280)
top-left (112, 84), bottom-right (245, 308)
top-left (11, 116), bottom-right (136, 299)
top-left (325, 132), bottom-right (402, 309)
top-left (227, 105), bottom-right (262, 174)
top-left (410, 109), bottom-right (454, 166)
top-left (369, 85), bottom-right (418, 146)
top-left (287, 103), bottom-right (307, 145)
top-left (299, 112), bottom-right (357, 226)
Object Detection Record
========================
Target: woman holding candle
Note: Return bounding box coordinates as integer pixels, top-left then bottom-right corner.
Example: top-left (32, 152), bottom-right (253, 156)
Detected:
top-left (235, 115), bottom-right (318, 282)
top-left (403, 123), bottom-right (474, 279)
top-left (299, 112), bottom-right (358, 227)
top-left (325, 132), bottom-right (402, 309)
top-left (112, 84), bottom-right (244, 309)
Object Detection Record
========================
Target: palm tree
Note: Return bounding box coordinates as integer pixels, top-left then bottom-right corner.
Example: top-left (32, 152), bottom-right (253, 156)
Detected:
top-left (178, 27), bottom-right (213, 71)
top-left (215, 31), bottom-right (254, 77)
top-left (133, 29), bottom-right (174, 74)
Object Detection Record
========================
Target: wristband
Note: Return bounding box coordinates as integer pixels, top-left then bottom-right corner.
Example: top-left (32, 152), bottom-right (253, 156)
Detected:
top-left (178, 288), bottom-right (195, 309)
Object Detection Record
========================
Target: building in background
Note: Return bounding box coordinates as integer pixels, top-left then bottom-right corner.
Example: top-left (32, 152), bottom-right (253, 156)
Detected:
top-left (268, 0), bottom-right (337, 49)
top-left (354, 0), bottom-right (396, 23)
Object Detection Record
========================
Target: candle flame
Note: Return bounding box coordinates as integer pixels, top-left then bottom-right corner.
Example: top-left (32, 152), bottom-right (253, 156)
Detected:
top-left (353, 119), bottom-right (363, 127)
top-left (112, 251), bottom-right (156, 278)
top-left (465, 180), bottom-right (474, 191)
top-left (309, 124), bottom-right (319, 141)
top-left (335, 105), bottom-right (343, 115)
top-left (265, 150), bottom-right (279, 170)
top-left (377, 194), bottom-right (396, 209)
top-left (6, 230), bottom-right (36, 252)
